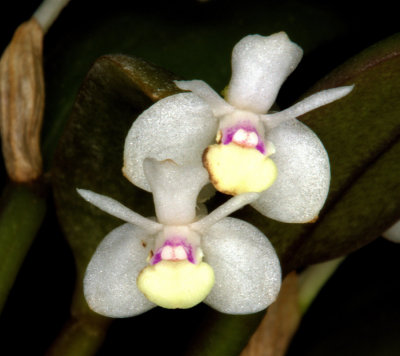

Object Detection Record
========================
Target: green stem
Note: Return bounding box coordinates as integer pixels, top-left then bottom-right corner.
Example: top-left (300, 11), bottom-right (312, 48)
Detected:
top-left (33, 0), bottom-right (71, 33)
top-left (46, 280), bottom-right (111, 356)
top-left (297, 257), bottom-right (345, 315)
top-left (46, 316), bottom-right (111, 356)
top-left (0, 182), bottom-right (47, 311)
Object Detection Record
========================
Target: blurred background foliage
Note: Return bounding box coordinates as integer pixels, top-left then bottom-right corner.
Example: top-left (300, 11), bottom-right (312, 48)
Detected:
top-left (0, 0), bottom-right (399, 355)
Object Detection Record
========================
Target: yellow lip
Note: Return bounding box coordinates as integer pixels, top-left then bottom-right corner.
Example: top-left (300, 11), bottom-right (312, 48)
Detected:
top-left (137, 260), bottom-right (215, 309)
top-left (203, 143), bottom-right (278, 195)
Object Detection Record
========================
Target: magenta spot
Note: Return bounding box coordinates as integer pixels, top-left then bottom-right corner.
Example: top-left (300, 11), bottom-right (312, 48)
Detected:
top-left (220, 121), bottom-right (265, 154)
top-left (151, 253), bottom-right (162, 265)
top-left (151, 236), bottom-right (196, 265)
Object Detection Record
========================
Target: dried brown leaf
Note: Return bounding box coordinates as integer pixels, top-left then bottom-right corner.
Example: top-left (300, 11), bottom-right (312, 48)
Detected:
top-left (0, 18), bottom-right (44, 182)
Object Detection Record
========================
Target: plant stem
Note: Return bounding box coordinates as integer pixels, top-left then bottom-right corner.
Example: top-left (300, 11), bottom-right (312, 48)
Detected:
top-left (0, 182), bottom-right (47, 311)
top-left (33, 0), bottom-right (71, 33)
top-left (45, 280), bottom-right (112, 356)
top-left (297, 257), bottom-right (345, 315)
top-left (45, 315), bottom-right (111, 356)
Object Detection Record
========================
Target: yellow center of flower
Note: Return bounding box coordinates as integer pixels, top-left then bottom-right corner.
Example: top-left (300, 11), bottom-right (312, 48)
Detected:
top-left (203, 142), bottom-right (277, 195)
top-left (137, 260), bottom-right (214, 309)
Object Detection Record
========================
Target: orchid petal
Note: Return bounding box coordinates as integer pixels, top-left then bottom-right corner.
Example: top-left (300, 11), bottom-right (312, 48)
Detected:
top-left (252, 119), bottom-right (330, 223)
top-left (143, 158), bottom-right (209, 225)
top-left (77, 189), bottom-right (162, 233)
top-left (84, 223), bottom-right (155, 318)
top-left (174, 80), bottom-right (234, 117)
top-left (261, 86), bottom-right (354, 129)
top-left (123, 93), bottom-right (218, 191)
top-left (190, 192), bottom-right (259, 232)
top-left (226, 32), bottom-right (303, 114)
top-left (202, 217), bottom-right (281, 314)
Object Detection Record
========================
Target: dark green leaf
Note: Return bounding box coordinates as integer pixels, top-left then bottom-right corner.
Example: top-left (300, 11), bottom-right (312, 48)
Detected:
top-left (52, 55), bottom-right (180, 287)
top-left (291, 33), bottom-right (400, 269)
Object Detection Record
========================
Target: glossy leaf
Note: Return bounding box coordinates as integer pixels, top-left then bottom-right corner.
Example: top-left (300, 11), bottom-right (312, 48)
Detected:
top-left (52, 55), bottom-right (180, 280)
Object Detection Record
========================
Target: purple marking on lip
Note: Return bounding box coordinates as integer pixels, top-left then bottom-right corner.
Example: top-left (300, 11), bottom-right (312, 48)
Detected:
top-left (220, 121), bottom-right (266, 154)
top-left (151, 236), bottom-right (196, 265)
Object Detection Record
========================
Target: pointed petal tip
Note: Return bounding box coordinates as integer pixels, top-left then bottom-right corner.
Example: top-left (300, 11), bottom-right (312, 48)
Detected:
top-left (262, 83), bottom-right (355, 128)
top-left (315, 84), bottom-right (355, 107)
top-left (333, 84), bottom-right (355, 98)
top-left (76, 188), bottom-right (91, 201)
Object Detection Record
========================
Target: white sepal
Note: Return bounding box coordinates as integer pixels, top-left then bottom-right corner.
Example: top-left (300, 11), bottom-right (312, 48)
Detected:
top-left (202, 217), bottom-right (281, 314)
top-left (262, 85), bottom-right (354, 129)
top-left (77, 188), bottom-right (162, 233)
top-left (252, 119), bottom-right (330, 223)
top-left (123, 93), bottom-right (218, 191)
top-left (190, 192), bottom-right (259, 232)
top-left (84, 223), bottom-right (155, 318)
top-left (175, 80), bottom-right (234, 117)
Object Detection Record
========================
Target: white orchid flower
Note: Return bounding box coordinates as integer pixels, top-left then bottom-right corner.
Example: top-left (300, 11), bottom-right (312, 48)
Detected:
top-left (123, 32), bottom-right (353, 223)
top-left (78, 159), bottom-right (281, 317)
